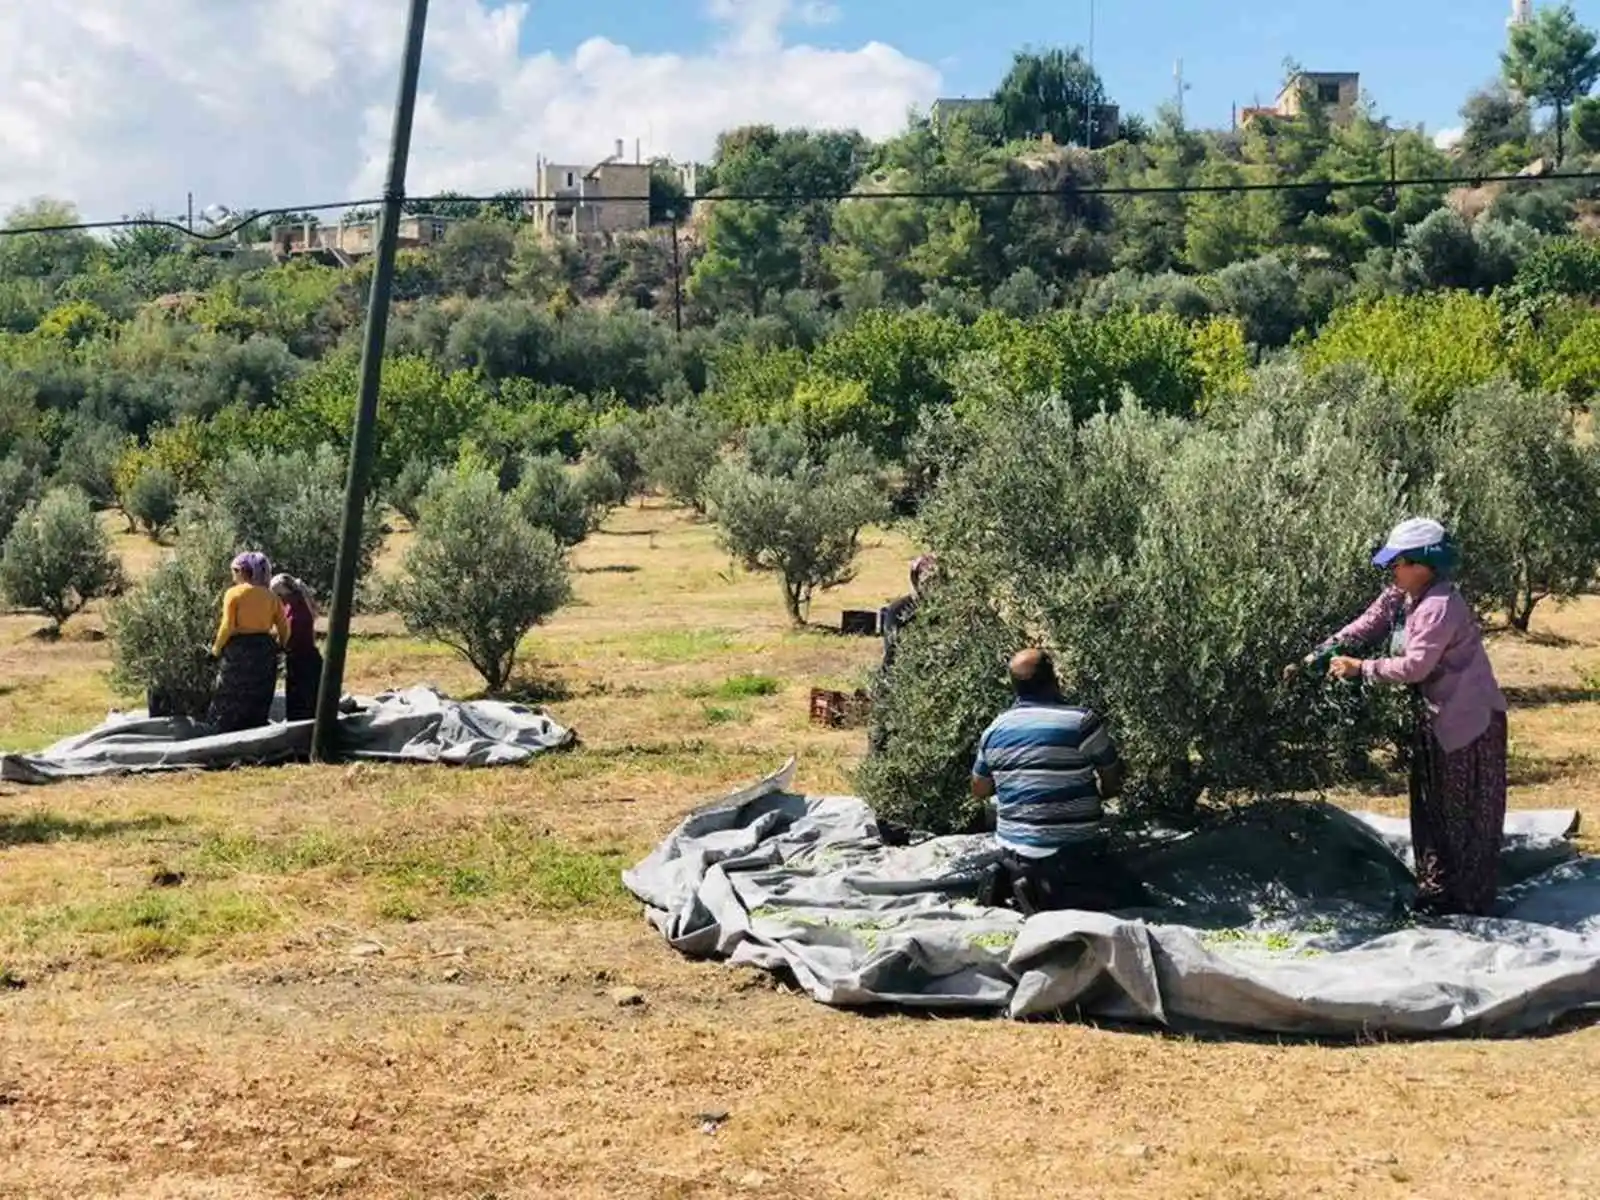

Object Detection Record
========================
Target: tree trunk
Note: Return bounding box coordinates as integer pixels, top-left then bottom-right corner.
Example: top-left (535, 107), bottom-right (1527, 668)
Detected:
top-left (783, 578), bottom-right (806, 626)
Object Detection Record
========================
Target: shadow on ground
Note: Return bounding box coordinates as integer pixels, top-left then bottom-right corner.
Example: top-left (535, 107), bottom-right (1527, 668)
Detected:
top-left (0, 813), bottom-right (184, 849)
top-left (1504, 685), bottom-right (1600, 709)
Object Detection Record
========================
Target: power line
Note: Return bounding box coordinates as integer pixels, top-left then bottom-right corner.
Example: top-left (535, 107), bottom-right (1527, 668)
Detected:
top-left (0, 168), bottom-right (1593, 241)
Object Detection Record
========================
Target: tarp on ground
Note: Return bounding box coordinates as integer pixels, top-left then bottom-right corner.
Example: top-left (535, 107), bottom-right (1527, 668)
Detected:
top-left (0, 686), bottom-right (575, 784)
top-left (624, 761), bottom-right (1600, 1037)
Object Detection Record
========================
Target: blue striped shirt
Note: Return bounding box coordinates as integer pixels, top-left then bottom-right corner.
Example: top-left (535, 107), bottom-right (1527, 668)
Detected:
top-left (973, 700), bottom-right (1121, 857)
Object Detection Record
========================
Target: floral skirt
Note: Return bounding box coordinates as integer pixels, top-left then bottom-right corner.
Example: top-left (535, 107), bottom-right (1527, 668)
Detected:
top-left (208, 634), bottom-right (279, 734)
top-left (1409, 710), bottom-right (1508, 917)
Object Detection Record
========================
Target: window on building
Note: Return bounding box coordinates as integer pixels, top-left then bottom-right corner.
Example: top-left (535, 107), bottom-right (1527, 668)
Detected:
top-left (1316, 82), bottom-right (1342, 105)
top-left (564, 171), bottom-right (575, 187)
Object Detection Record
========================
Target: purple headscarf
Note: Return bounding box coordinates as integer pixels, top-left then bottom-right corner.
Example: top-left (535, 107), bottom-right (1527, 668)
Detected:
top-left (231, 551), bottom-right (272, 587)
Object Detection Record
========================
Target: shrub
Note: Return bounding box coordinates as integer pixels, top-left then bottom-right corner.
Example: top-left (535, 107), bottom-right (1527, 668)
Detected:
top-left (122, 465), bottom-right (181, 537)
top-left (584, 413), bottom-right (648, 501)
top-left (706, 437), bottom-right (889, 624)
top-left (0, 486), bottom-right (122, 629)
top-left (388, 467), bottom-right (572, 693)
top-left (861, 387), bottom-right (1419, 831)
top-left (512, 454), bottom-right (591, 547)
top-left (212, 446), bottom-right (382, 600)
top-left (0, 454), bottom-right (43, 544)
top-left (1439, 380), bottom-right (1600, 632)
top-left (107, 515), bottom-right (234, 714)
top-left (857, 575), bottom-right (1024, 834)
top-left (53, 420), bottom-right (125, 510)
top-left (387, 456), bottom-right (434, 527)
top-left (575, 457), bottom-right (627, 523)
top-left (1304, 292), bottom-right (1519, 417)
top-left (640, 405), bottom-right (724, 513)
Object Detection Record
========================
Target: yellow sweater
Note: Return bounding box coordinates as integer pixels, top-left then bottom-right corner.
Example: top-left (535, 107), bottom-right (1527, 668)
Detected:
top-left (213, 584), bottom-right (289, 657)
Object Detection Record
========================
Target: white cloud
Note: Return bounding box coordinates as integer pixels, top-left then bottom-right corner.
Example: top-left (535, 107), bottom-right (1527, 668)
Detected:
top-left (0, 0), bottom-right (940, 220)
top-left (1434, 126), bottom-right (1465, 151)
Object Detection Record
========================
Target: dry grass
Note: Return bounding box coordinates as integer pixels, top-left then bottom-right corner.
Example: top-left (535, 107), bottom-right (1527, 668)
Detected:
top-left (2, 501), bottom-right (1599, 1199)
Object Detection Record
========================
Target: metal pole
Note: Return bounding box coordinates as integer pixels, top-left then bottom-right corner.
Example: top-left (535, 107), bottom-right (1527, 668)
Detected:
top-left (670, 211), bottom-right (683, 337)
top-left (310, 0), bottom-right (431, 763)
top-left (1388, 141), bottom-right (1399, 252)
top-left (1085, 0), bottom-right (1095, 149)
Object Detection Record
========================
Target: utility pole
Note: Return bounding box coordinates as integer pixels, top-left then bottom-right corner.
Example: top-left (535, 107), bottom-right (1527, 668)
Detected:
top-left (310, 0), bottom-right (431, 763)
top-left (1085, 0), bottom-right (1096, 149)
top-left (1175, 59), bottom-right (1191, 126)
top-left (186, 192), bottom-right (194, 234)
top-left (669, 210), bottom-right (683, 337)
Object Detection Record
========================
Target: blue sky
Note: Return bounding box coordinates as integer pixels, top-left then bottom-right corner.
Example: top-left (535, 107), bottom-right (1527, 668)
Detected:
top-left (516, 0), bottom-right (1600, 138)
top-left (8, 1), bottom-right (1597, 216)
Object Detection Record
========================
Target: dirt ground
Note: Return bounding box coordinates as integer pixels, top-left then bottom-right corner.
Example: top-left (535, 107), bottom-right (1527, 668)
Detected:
top-left (1, 502), bottom-right (1598, 1200)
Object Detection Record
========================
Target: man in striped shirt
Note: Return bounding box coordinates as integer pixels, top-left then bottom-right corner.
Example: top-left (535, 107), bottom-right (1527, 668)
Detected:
top-left (971, 649), bottom-right (1145, 914)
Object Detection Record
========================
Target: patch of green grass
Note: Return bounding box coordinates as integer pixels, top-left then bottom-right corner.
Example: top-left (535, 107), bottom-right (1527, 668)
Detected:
top-left (195, 828), bottom-right (351, 875)
top-left (571, 627), bottom-right (759, 665)
top-left (686, 673), bottom-right (783, 700)
top-left (701, 704), bottom-right (751, 726)
top-left (3, 888), bottom-right (281, 962)
top-left (187, 819), bottom-right (632, 920)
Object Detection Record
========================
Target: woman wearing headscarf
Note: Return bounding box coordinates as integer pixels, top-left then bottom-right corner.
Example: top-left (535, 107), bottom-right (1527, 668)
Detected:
top-left (1294, 518), bottom-right (1508, 916)
top-left (208, 551), bottom-right (289, 733)
top-left (270, 573), bottom-right (322, 722)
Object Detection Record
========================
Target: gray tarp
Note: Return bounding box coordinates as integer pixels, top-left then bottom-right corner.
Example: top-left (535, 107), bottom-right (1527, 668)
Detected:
top-left (624, 761), bottom-right (1600, 1036)
top-left (0, 686), bottom-right (574, 784)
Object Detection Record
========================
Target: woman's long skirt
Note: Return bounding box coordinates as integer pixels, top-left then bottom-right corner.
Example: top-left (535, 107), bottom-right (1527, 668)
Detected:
top-left (1408, 710), bottom-right (1508, 916)
top-left (208, 633), bottom-right (280, 734)
top-left (283, 646), bottom-right (323, 723)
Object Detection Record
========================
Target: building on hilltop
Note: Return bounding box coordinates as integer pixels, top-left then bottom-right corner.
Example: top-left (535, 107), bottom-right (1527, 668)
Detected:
top-left (1238, 71), bottom-right (1360, 128)
top-left (529, 139), bottom-right (699, 238)
top-left (930, 96), bottom-right (994, 130)
top-left (261, 214), bottom-right (455, 265)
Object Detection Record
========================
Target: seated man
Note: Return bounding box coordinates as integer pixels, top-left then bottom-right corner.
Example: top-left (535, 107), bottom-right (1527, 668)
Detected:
top-left (971, 649), bottom-right (1146, 915)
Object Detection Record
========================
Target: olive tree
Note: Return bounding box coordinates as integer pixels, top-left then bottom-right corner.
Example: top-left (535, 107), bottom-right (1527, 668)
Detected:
top-left (861, 368), bottom-right (1421, 831)
top-left (107, 513), bottom-right (234, 716)
top-left (387, 467), bottom-right (572, 693)
top-left (213, 446), bottom-right (382, 600)
top-left (122, 464), bottom-right (181, 537)
top-left (512, 453), bottom-right (591, 547)
top-left (706, 435), bottom-right (889, 625)
top-left (640, 404), bottom-right (724, 513)
top-left (1439, 379), bottom-right (1600, 632)
top-left (0, 454), bottom-right (42, 544)
top-left (0, 486), bottom-right (122, 631)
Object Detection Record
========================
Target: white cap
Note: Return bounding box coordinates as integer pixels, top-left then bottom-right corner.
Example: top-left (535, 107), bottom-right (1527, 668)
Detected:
top-left (1372, 518), bottom-right (1447, 566)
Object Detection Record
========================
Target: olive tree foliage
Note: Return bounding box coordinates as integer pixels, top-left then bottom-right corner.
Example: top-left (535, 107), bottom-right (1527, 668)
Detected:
top-left (861, 365), bottom-right (1422, 831)
top-left (512, 453), bottom-right (591, 547)
top-left (640, 404), bottom-right (725, 513)
top-left (212, 446), bottom-right (382, 600)
top-left (107, 512), bottom-right (234, 714)
top-left (0, 454), bottom-right (43, 544)
top-left (387, 457), bottom-right (434, 526)
top-left (122, 464), bottom-right (180, 537)
top-left (1439, 379), bottom-right (1600, 632)
top-left (705, 432), bottom-right (890, 624)
top-left (0, 486), bottom-right (122, 630)
top-left (387, 467), bottom-right (572, 694)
